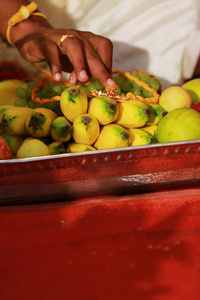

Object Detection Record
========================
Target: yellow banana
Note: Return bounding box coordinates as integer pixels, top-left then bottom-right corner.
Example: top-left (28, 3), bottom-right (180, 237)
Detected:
top-left (25, 107), bottom-right (57, 137)
top-left (127, 128), bottom-right (153, 146)
top-left (0, 105), bottom-right (13, 118)
top-left (50, 116), bottom-right (72, 142)
top-left (115, 99), bottom-right (151, 128)
top-left (60, 86), bottom-right (88, 122)
top-left (94, 124), bottom-right (130, 150)
top-left (67, 141), bottom-right (96, 153)
top-left (88, 96), bottom-right (119, 125)
top-left (141, 125), bottom-right (158, 136)
top-left (72, 113), bottom-right (100, 145)
top-left (146, 103), bottom-right (167, 125)
top-left (0, 106), bottom-right (32, 135)
top-left (48, 141), bottom-right (67, 155)
top-left (17, 138), bottom-right (50, 158)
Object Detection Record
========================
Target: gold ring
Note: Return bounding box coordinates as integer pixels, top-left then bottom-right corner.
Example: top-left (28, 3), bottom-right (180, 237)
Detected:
top-left (60, 34), bottom-right (75, 48)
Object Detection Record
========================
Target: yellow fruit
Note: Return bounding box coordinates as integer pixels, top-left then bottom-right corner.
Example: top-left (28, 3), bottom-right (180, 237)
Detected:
top-left (22, 136), bottom-right (34, 144)
top-left (60, 86), bottom-right (88, 122)
top-left (159, 86), bottom-right (192, 112)
top-left (67, 142), bottom-right (96, 153)
top-left (72, 113), bottom-right (100, 145)
top-left (115, 99), bottom-right (151, 128)
top-left (0, 106), bottom-right (32, 135)
top-left (157, 108), bottom-right (200, 143)
top-left (50, 116), bottom-right (72, 142)
top-left (146, 103), bottom-right (167, 125)
top-left (26, 107), bottom-right (57, 137)
top-left (88, 96), bottom-right (119, 125)
top-left (48, 141), bottom-right (67, 155)
top-left (94, 124), bottom-right (130, 150)
top-left (17, 139), bottom-right (50, 158)
top-left (0, 105), bottom-right (13, 119)
top-left (127, 128), bottom-right (152, 146)
top-left (141, 125), bottom-right (158, 136)
top-left (0, 80), bottom-right (27, 105)
top-left (182, 78), bottom-right (200, 104)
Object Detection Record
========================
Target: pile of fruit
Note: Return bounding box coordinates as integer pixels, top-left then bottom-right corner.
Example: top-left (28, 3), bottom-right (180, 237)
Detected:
top-left (0, 69), bottom-right (200, 160)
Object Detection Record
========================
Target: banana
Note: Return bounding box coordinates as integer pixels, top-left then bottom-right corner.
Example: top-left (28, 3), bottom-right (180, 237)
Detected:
top-left (0, 106), bottom-right (32, 135)
top-left (72, 113), bottom-right (100, 145)
top-left (48, 141), bottom-right (67, 155)
top-left (0, 132), bottom-right (25, 155)
top-left (146, 103), bottom-right (167, 125)
top-left (50, 116), bottom-right (72, 142)
top-left (94, 124), bottom-right (130, 150)
top-left (17, 138), bottom-right (50, 158)
top-left (141, 125), bottom-right (158, 136)
top-left (0, 105), bottom-right (13, 119)
top-left (67, 141), bottom-right (96, 153)
top-left (60, 86), bottom-right (88, 122)
top-left (115, 99), bottom-right (151, 128)
top-left (25, 107), bottom-right (57, 137)
top-left (127, 128), bottom-right (153, 146)
top-left (88, 96), bottom-right (119, 125)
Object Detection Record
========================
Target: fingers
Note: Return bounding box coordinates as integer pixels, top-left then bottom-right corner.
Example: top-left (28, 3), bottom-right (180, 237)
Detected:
top-left (85, 32), bottom-right (113, 72)
top-left (25, 28), bottom-right (117, 89)
top-left (80, 32), bottom-right (117, 89)
top-left (41, 41), bottom-right (63, 81)
top-left (58, 31), bottom-right (117, 89)
top-left (58, 35), bottom-right (89, 84)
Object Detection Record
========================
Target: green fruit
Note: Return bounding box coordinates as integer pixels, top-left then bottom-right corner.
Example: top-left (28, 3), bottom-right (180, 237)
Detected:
top-left (146, 103), bottom-right (167, 125)
top-left (51, 116), bottom-right (72, 142)
top-left (0, 80), bottom-right (27, 106)
top-left (182, 78), bottom-right (200, 104)
top-left (157, 108), bottom-right (200, 143)
top-left (48, 141), bottom-right (67, 155)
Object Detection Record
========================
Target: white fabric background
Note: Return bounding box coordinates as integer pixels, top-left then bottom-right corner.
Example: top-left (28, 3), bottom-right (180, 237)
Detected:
top-left (1, 0), bottom-right (200, 89)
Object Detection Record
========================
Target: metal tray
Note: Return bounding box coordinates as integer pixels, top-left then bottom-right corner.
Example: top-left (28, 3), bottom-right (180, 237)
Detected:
top-left (0, 140), bottom-right (200, 206)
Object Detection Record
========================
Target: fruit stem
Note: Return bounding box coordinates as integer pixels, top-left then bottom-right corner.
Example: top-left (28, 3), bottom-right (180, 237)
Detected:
top-left (82, 116), bottom-right (91, 125)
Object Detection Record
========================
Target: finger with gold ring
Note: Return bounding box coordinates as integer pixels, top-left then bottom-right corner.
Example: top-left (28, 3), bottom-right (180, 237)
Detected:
top-left (60, 34), bottom-right (75, 48)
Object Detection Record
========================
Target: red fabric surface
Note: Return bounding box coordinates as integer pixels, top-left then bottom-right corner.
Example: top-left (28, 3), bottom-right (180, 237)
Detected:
top-left (0, 188), bottom-right (200, 300)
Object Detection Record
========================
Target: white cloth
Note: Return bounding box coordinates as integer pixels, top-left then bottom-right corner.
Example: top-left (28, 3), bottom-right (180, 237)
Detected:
top-left (1, 0), bottom-right (200, 89)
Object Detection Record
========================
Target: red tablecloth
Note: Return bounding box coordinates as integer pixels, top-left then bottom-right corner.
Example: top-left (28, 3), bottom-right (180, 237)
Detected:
top-left (1, 188), bottom-right (200, 300)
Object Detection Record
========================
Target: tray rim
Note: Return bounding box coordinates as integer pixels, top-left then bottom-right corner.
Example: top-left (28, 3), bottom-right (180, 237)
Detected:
top-left (1, 138), bottom-right (200, 165)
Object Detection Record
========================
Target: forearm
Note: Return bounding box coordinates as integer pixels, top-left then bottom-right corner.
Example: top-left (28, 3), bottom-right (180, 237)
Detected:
top-left (0, 0), bottom-right (51, 45)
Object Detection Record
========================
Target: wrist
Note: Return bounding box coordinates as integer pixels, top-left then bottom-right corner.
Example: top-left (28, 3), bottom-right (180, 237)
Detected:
top-left (10, 15), bottom-right (52, 46)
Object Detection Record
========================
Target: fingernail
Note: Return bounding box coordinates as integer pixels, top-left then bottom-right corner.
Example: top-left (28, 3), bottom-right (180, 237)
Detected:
top-left (54, 73), bottom-right (62, 81)
top-left (79, 70), bottom-right (88, 81)
top-left (69, 75), bottom-right (77, 85)
top-left (106, 78), bottom-right (118, 87)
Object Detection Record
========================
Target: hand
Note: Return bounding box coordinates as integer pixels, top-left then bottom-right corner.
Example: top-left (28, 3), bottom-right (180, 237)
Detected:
top-left (15, 26), bottom-right (118, 89)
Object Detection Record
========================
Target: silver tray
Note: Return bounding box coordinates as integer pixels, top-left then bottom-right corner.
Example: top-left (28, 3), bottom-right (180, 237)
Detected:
top-left (0, 140), bottom-right (200, 205)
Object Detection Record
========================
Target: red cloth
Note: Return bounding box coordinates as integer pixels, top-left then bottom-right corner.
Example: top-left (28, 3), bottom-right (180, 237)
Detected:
top-left (0, 188), bottom-right (200, 300)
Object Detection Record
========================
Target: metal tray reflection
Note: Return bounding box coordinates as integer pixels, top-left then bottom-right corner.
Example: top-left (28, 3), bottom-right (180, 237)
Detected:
top-left (0, 140), bottom-right (200, 205)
